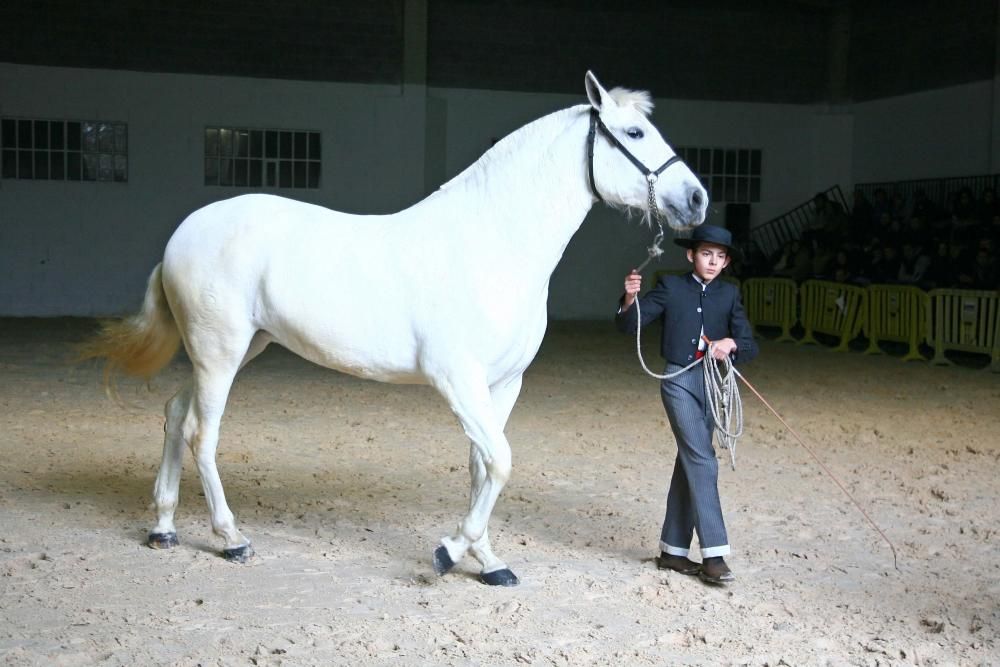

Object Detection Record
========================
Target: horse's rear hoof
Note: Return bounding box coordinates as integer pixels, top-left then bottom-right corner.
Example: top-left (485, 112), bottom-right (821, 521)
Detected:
top-left (147, 532), bottom-right (179, 549)
top-left (480, 568), bottom-right (519, 587)
top-left (222, 543), bottom-right (254, 564)
top-left (433, 545), bottom-right (456, 575)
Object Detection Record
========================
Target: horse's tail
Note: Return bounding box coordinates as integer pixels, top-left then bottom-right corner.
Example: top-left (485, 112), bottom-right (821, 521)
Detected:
top-left (78, 263), bottom-right (181, 387)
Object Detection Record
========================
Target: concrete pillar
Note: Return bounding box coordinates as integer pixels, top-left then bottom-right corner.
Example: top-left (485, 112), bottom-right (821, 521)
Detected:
top-left (826, 3), bottom-right (851, 104)
top-left (991, 4), bottom-right (1000, 172)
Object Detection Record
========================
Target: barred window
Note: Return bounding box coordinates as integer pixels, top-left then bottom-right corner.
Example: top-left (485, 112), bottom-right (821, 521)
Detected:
top-left (1, 118), bottom-right (128, 182)
top-left (205, 127), bottom-right (321, 189)
top-left (676, 146), bottom-right (761, 204)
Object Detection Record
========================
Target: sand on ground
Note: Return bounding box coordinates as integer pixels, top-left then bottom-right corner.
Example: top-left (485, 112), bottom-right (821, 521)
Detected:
top-left (0, 319), bottom-right (998, 666)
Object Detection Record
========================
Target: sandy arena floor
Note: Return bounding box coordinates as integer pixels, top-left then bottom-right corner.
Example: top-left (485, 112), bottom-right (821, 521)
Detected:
top-left (0, 319), bottom-right (998, 666)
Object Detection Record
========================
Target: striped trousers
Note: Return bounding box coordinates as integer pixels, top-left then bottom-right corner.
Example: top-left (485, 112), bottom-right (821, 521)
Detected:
top-left (659, 363), bottom-right (730, 558)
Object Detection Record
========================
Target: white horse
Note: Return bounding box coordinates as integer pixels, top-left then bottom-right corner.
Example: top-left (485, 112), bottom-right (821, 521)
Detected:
top-left (83, 72), bottom-right (707, 586)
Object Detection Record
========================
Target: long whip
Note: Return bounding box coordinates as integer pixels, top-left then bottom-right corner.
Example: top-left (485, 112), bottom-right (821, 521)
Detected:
top-left (730, 367), bottom-right (900, 571)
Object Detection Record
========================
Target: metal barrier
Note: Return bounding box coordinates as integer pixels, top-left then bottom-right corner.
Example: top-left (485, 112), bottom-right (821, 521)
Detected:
top-left (750, 185), bottom-right (849, 260)
top-left (863, 284), bottom-right (929, 362)
top-left (740, 278), bottom-right (797, 342)
top-left (926, 289), bottom-right (1000, 371)
top-left (797, 280), bottom-right (867, 352)
top-left (856, 174), bottom-right (1000, 218)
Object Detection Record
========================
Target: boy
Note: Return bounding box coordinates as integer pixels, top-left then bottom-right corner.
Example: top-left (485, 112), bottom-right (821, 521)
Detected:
top-left (615, 224), bottom-right (757, 584)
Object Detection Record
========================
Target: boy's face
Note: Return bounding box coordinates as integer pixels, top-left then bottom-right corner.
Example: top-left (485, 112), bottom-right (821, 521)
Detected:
top-left (686, 242), bottom-right (731, 282)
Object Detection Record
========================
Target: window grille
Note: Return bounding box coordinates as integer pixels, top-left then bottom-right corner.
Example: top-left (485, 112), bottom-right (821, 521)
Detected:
top-left (205, 127), bottom-right (321, 189)
top-left (675, 146), bottom-right (761, 204)
top-left (1, 118), bottom-right (128, 182)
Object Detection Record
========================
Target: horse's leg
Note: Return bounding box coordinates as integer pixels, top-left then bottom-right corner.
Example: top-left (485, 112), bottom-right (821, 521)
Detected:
top-left (147, 381), bottom-right (192, 548)
top-left (147, 332), bottom-right (270, 550)
top-left (466, 375), bottom-right (522, 581)
top-left (430, 369), bottom-right (517, 586)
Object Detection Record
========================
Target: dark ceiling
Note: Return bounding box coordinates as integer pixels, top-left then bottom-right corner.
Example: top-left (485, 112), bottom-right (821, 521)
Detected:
top-left (0, 0), bottom-right (995, 103)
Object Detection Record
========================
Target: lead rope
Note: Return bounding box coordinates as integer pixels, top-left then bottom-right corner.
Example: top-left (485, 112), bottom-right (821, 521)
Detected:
top-left (630, 177), bottom-right (743, 469)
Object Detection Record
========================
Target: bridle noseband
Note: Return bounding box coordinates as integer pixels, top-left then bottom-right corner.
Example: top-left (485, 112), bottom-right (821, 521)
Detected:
top-left (586, 109), bottom-right (685, 206)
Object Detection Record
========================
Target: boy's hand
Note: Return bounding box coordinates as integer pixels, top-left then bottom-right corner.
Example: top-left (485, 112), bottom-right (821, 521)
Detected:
top-left (622, 270), bottom-right (641, 309)
top-left (710, 337), bottom-right (738, 360)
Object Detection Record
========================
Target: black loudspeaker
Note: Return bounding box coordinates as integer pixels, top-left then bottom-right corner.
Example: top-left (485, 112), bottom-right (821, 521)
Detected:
top-left (724, 203), bottom-right (751, 243)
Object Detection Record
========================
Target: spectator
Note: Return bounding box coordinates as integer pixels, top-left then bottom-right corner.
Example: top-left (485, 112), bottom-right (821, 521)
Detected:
top-left (897, 241), bottom-right (932, 287)
top-left (864, 244), bottom-right (901, 284)
top-left (872, 212), bottom-right (901, 247)
top-left (952, 187), bottom-right (977, 221)
top-left (850, 189), bottom-right (874, 240)
top-left (977, 188), bottom-right (999, 225)
top-left (810, 234), bottom-right (837, 279)
top-left (970, 238), bottom-right (997, 290)
top-left (889, 191), bottom-right (908, 220)
top-left (805, 192), bottom-right (846, 243)
top-left (904, 216), bottom-right (932, 250)
top-left (735, 241), bottom-right (770, 279)
top-left (923, 239), bottom-right (955, 289)
top-left (911, 189), bottom-right (940, 224)
top-left (831, 249), bottom-right (857, 284)
top-left (871, 188), bottom-right (890, 224)
top-left (771, 239), bottom-right (812, 282)
top-left (951, 243), bottom-right (975, 288)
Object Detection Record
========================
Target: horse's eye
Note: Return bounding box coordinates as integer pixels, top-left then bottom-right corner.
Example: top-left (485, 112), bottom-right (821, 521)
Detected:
top-left (626, 127), bottom-right (644, 139)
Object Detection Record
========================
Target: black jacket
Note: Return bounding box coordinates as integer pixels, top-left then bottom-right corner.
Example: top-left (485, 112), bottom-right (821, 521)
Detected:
top-left (615, 273), bottom-right (758, 366)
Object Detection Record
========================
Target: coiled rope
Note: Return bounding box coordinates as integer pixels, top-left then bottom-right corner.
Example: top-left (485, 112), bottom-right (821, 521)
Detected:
top-left (632, 296), bottom-right (744, 470)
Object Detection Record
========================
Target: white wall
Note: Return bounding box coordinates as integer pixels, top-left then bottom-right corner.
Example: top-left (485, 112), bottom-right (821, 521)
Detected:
top-left (0, 64), bottom-right (424, 316)
top-left (851, 80), bottom-right (997, 183)
top-left (0, 62), bottom-right (955, 320)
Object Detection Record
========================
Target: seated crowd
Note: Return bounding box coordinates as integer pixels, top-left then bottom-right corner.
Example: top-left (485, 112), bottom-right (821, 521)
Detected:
top-left (740, 186), bottom-right (999, 292)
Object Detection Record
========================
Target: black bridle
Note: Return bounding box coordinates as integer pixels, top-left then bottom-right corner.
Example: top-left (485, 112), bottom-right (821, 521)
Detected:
top-left (586, 108), bottom-right (685, 203)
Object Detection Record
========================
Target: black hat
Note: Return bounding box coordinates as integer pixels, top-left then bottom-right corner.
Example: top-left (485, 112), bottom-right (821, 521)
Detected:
top-left (673, 224), bottom-right (741, 260)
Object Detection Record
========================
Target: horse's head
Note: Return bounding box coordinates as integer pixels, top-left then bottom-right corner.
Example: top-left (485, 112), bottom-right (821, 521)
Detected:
top-left (585, 71), bottom-right (707, 231)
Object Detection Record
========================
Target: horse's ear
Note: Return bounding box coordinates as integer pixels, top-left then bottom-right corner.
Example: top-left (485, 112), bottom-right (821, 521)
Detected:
top-left (585, 70), bottom-right (609, 111)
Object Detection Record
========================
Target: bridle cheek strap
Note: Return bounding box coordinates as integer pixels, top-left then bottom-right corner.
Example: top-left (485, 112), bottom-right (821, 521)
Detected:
top-left (586, 109), bottom-right (684, 203)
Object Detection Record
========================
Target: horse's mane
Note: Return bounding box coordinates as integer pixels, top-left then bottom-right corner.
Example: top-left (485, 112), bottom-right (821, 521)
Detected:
top-left (434, 105), bottom-right (586, 195)
top-left (607, 87), bottom-right (653, 115)
top-left (433, 86), bottom-right (653, 198)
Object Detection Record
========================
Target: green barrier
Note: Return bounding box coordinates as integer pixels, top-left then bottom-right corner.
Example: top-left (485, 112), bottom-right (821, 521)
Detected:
top-left (863, 284), bottom-right (929, 362)
top-left (797, 280), bottom-right (867, 352)
top-left (926, 289), bottom-right (1000, 371)
top-left (740, 277), bottom-right (797, 342)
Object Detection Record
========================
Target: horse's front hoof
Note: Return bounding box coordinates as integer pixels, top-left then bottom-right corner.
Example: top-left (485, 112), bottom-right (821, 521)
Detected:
top-left (222, 543), bottom-right (254, 564)
top-left (433, 545), bottom-right (456, 575)
top-left (480, 568), bottom-right (519, 587)
top-left (147, 532), bottom-right (179, 549)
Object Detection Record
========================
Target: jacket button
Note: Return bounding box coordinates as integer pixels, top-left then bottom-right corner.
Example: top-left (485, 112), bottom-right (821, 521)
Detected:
top-left (697, 307), bottom-right (702, 313)
top-left (687, 355), bottom-right (693, 360)
top-left (691, 338), bottom-right (697, 344)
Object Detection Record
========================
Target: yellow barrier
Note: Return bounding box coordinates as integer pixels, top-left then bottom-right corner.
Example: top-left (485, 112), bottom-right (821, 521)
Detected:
top-left (926, 289), bottom-right (1000, 371)
top-left (740, 278), bottom-right (797, 342)
top-left (863, 284), bottom-right (929, 361)
top-left (797, 280), bottom-right (867, 352)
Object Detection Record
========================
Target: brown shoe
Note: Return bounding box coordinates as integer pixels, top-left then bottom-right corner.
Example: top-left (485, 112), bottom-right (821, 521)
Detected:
top-left (656, 553), bottom-right (701, 576)
top-left (698, 557), bottom-right (735, 585)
